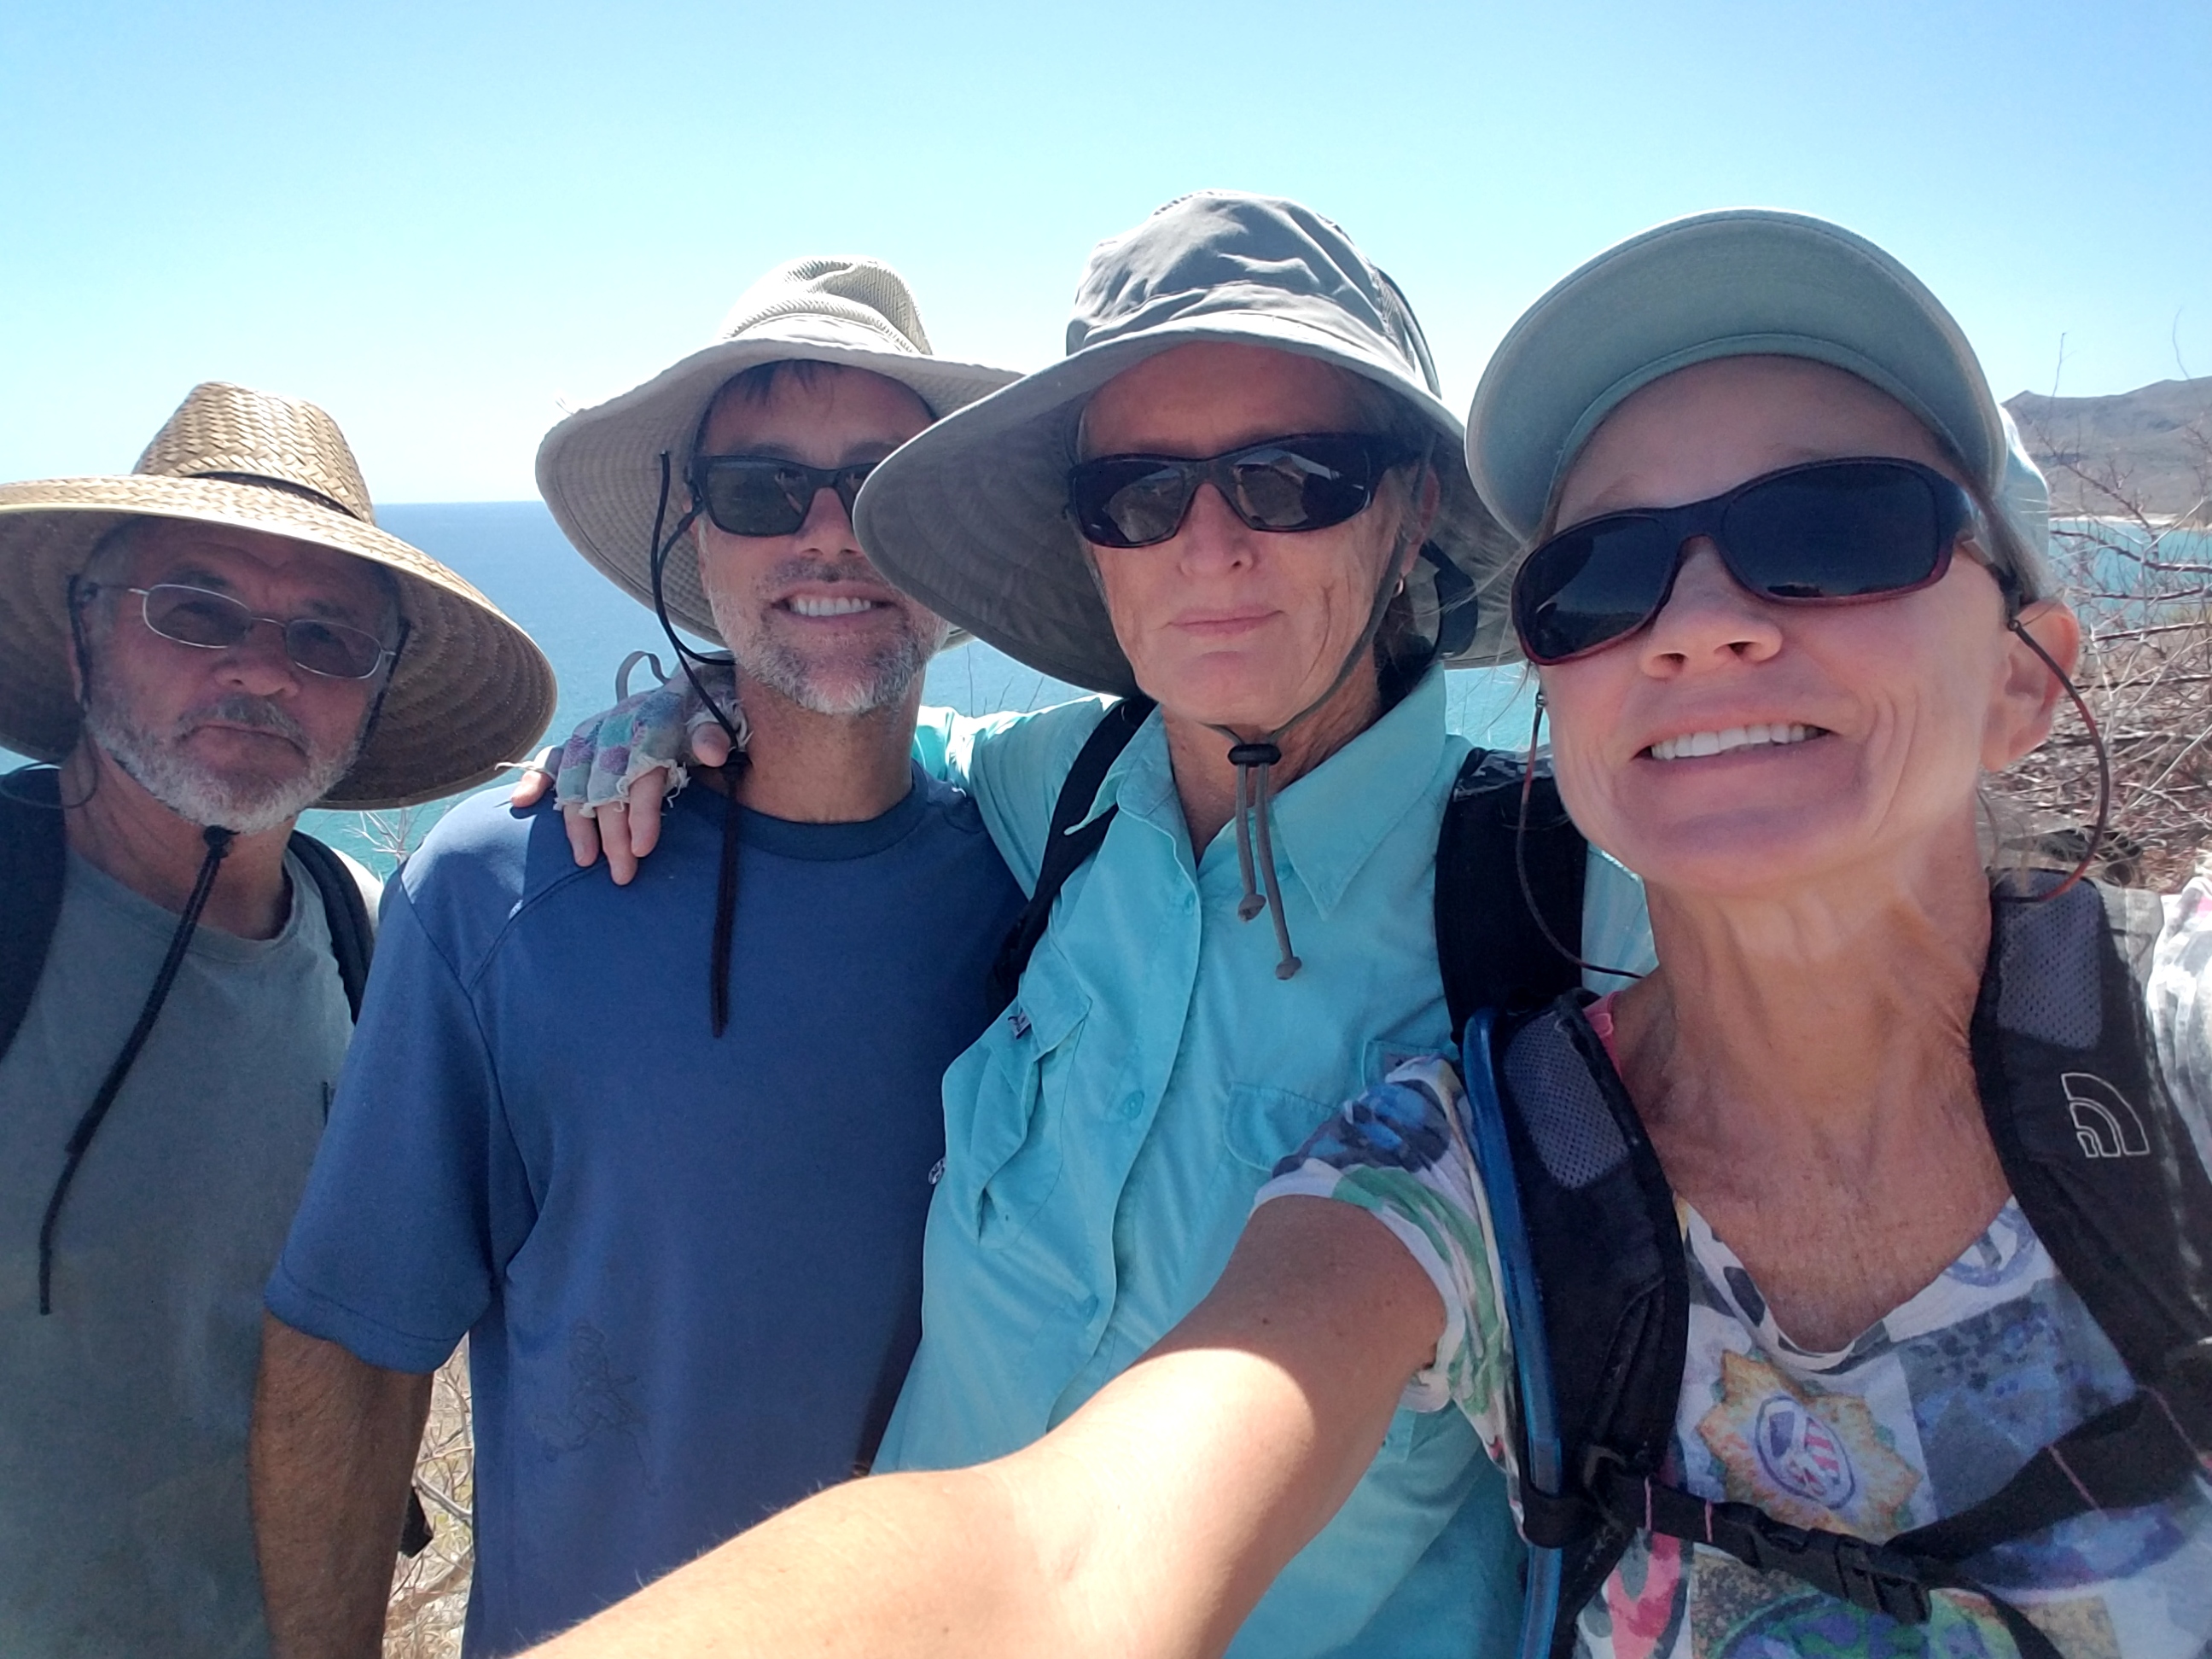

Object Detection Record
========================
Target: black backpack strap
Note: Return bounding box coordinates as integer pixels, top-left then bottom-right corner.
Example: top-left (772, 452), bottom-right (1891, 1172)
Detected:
top-left (286, 831), bottom-right (374, 1020)
top-left (1434, 748), bottom-right (1586, 1037)
top-left (987, 696), bottom-right (1154, 1007)
top-left (1895, 1348), bottom-right (2212, 1560)
top-left (1974, 879), bottom-right (2212, 1379)
top-left (1473, 1000), bottom-right (1687, 1658)
top-left (0, 768), bottom-right (68, 1068)
top-left (1586, 1464), bottom-right (2067, 1659)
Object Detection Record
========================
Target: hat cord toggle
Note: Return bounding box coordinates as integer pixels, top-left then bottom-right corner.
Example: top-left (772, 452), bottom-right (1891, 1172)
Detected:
top-left (1205, 518), bottom-right (1418, 982)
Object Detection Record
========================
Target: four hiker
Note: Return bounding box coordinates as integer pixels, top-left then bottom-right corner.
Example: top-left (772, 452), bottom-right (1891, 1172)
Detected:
top-left (0, 382), bottom-right (552, 1656)
top-left (4, 192), bottom-right (2203, 1659)
top-left (248, 259), bottom-right (1025, 1656)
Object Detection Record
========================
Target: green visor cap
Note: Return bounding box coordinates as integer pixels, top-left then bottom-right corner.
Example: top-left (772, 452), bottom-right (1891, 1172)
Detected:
top-left (853, 189), bottom-right (1521, 696)
top-left (1467, 209), bottom-right (2013, 546)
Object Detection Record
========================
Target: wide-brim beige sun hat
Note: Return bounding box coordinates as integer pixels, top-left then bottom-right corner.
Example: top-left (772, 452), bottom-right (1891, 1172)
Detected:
top-left (0, 381), bottom-right (557, 809)
top-left (1466, 208), bottom-right (2018, 547)
top-left (849, 191), bottom-right (1522, 697)
top-left (535, 255), bottom-right (1022, 644)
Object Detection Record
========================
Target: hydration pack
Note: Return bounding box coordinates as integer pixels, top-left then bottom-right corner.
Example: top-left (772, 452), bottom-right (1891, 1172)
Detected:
top-left (1450, 878), bottom-right (2212, 1659)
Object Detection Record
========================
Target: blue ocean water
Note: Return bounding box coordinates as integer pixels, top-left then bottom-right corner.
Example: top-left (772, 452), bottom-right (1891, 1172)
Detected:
top-left (8, 501), bottom-right (1538, 870)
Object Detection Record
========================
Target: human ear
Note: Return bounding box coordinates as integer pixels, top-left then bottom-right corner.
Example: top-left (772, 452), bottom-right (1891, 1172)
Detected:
top-left (1985, 598), bottom-right (2083, 770)
top-left (1391, 463), bottom-right (1444, 584)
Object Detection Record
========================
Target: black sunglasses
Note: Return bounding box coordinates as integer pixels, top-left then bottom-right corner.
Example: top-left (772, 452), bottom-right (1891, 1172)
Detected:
top-left (123, 583), bottom-right (393, 679)
top-left (689, 455), bottom-right (879, 538)
top-left (1511, 457), bottom-right (1994, 666)
top-left (1068, 431), bottom-right (1421, 550)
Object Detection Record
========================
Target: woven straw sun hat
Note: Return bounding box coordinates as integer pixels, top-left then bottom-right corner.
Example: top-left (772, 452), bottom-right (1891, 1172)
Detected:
top-left (850, 190), bottom-right (1522, 697)
top-left (536, 255), bottom-right (1021, 643)
top-left (0, 381), bottom-right (556, 808)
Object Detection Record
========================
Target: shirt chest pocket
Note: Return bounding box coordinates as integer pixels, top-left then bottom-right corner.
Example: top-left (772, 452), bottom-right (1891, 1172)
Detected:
top-left (1222, 1082), bottom-right (1342, 1177)
top-left (963, 958), bottom-right (1090, 1249)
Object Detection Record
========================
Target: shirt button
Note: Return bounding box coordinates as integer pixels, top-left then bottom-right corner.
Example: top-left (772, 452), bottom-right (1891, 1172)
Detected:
top-left (1117, 1092), bottom-right (1144, 1121)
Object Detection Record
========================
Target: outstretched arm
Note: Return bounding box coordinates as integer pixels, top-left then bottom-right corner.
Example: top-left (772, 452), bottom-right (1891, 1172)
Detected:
top-left (251, 1315), bottom-right (434, 1659)
top-left (527, 1196), bottom-right (1443, 1658)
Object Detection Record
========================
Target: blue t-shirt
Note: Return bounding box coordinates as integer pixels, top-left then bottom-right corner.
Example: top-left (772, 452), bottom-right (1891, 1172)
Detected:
top-left (268, 768), bottom-right (1022, 1656)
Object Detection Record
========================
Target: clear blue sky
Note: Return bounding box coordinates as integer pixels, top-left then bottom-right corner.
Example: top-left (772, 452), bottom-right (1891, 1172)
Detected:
top-left (4, 0), bottom-right (2206, 503)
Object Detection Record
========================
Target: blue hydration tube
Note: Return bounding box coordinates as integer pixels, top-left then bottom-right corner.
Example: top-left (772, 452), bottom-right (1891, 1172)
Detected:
top-left (1460, 1010), bottom-right (1564, 1659)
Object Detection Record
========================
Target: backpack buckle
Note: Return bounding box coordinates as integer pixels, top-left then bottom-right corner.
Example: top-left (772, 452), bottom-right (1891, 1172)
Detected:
top-left (1712, 1504), bottom-right (1932, 1626)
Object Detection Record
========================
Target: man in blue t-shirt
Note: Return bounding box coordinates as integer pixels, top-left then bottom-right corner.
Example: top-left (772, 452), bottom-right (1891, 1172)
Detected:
top-left (249, 259), bottom-right (1024, 1656)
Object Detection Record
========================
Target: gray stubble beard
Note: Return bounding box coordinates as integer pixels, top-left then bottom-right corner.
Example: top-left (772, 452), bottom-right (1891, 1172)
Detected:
top-left (82, 684), bottom-right (363, 835)
top-left (714, 559), bottom-right (951, 718)
top-left (737, 620), bottom-right (945, 718)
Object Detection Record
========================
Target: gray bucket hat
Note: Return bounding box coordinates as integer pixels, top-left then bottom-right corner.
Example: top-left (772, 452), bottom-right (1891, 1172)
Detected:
top-left (536, 256), bottom-right (1021, 643)
top-left (1468, 208), bottom-right (2021, 547)
top-left (852, 190), bottom-right (1521, 696)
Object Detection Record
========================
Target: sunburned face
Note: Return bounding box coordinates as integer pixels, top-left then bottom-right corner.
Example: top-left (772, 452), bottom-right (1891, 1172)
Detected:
top-left (1536, 356), bottom-right (2078, 901)
top-left (1078, 341), bottom-right (1434, 734)
top-left (692, 364), bottom-right (947, 718)
top-left (77, 520), bottom-right (393, 834)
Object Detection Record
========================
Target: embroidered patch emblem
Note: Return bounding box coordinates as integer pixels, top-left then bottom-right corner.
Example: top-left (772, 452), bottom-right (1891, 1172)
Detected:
top-left (1697, 1352), bottom-right (1920, 1534)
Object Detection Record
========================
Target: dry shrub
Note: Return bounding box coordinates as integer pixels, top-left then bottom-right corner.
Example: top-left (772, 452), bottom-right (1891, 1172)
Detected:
top-left (384, 1347), bottom-right (474, 1658)
top-left (1995, 409), bottom-right (2212, 888)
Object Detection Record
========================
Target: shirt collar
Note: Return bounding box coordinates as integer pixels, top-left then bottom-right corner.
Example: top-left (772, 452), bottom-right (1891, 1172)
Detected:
top-left (1071, 667), bottom-right (1450, 913)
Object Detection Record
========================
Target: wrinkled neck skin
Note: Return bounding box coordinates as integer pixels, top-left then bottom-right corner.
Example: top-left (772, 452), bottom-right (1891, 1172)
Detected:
top-left (58, 739), bottom-right (295, 940)
top-left (1161, 664), bottom-right (1383, 856)
top-left (711, 673), bottom-right (923, 825)
top-left (1610, 812), bottom-right (1996, 1205)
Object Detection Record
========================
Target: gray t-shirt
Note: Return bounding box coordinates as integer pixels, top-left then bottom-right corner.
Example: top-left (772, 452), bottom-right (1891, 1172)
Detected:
top-left (0, 848), bottom-right (355, 1658)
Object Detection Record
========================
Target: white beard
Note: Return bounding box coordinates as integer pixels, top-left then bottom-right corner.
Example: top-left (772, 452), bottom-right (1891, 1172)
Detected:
top-left (83, 689), bottom-right (361, 835)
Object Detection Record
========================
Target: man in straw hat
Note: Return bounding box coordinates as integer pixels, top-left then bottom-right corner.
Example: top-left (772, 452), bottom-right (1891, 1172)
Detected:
top-left (251, 258), bottom-right (1026, 1656)
top-left (528, 190), bottom-right (1653, 1658)
top-left (0, 381), bottom-right (554, 1657)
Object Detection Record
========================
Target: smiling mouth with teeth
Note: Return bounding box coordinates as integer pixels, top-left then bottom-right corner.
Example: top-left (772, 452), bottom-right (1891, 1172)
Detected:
top-left (1648, 723), bottom-right (1823, 761)
top-left (784, 595), bottom-right (882, 618)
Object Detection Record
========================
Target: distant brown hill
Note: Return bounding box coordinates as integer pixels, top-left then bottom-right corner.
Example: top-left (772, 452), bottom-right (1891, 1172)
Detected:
top-left (2006, 376), bottom-right (2212, 522)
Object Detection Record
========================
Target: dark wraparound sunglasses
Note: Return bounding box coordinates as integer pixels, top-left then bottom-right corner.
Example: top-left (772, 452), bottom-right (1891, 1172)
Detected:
top-left (689, 455), bottom-right (879, 537)
top-left (1511, 457), bottom-right (1995, 666)
top-left (1068, 432), bottom-right (1420, 550)
top-left (124, 583), bottom-right (393, 679)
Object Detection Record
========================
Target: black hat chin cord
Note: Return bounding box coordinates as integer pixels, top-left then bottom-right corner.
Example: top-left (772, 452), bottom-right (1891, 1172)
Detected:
top-left (38, 823), bottom-right (234, 1314)
top-left (1205, 548), bottom-right (1408, 982)
top-left (2004, 617), bottom-right (2112, 903)
top-left (648, 451), bottom-right (751, 1038)
top-left (1517, 693), bottom-right (1645, 987)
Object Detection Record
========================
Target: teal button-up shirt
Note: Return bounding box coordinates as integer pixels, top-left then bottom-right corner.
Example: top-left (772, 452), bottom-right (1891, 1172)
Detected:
top-left (899, 668), bottom-right (1650, 1657)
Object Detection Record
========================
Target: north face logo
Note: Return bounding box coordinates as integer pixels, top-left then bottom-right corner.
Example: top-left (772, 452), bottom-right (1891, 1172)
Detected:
top-left (2064, 1072), bottom-right (2151, 1159)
